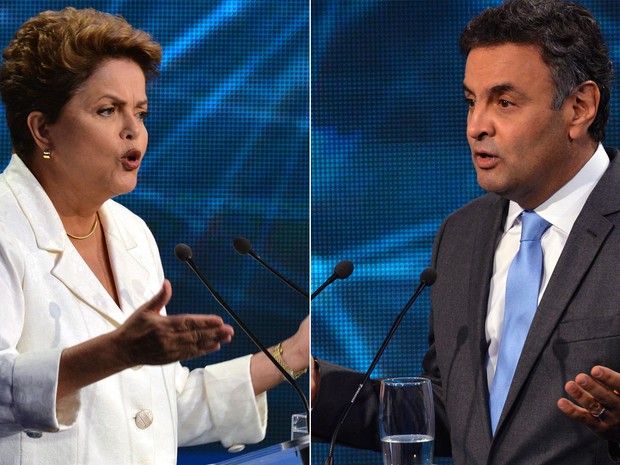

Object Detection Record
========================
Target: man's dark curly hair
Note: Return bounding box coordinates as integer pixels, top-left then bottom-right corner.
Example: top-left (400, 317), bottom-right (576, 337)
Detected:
top-left (460, 0), bottom-right (612, 142)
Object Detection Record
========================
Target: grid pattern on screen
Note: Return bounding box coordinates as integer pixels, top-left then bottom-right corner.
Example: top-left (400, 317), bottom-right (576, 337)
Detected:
top-left (310, 1), bottom-right (620, 464)
top-left (0, 1), bottom-right (308, 464)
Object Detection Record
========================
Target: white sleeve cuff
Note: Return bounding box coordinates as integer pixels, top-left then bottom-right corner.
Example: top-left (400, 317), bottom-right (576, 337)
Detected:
top-left (179, 355), bottom-right (267, 447)
top-left (202, 354), bottom-right (267, 447)
top-left (11, 348), bottom-right (80, 432)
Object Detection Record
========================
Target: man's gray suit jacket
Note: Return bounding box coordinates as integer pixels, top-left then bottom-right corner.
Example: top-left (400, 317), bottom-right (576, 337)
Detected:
top-left (312, 147), bottom-right (620, 465)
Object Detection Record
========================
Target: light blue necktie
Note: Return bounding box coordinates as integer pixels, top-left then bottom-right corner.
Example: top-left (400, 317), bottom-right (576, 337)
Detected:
top-left (489, 210), bottom-right (551, 434)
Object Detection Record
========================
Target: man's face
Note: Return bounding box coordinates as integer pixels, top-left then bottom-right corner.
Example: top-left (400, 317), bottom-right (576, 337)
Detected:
top-left (463, 44), bottom-right (579, 209)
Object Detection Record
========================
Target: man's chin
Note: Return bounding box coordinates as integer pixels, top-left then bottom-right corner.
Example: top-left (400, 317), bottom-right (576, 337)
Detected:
top-left (476, 174), bottom-right (507, 196)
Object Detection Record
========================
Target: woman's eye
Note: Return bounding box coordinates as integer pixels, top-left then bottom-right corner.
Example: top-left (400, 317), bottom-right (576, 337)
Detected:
top-left (98, 107), bottom-right (115, 116)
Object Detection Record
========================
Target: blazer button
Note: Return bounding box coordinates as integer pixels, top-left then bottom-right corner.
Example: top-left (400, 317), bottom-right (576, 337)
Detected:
top-left (134, 409), bottom-right (154, 429)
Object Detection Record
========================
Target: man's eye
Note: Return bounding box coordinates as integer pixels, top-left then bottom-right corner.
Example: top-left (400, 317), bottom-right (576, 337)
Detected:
top-left (499, 99), bottom-right (512, 108)
top-left (465, 98), bottom-right (475, 108)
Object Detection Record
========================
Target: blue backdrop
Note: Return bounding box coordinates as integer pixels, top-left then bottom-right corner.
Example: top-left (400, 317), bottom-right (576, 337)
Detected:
top-left (0, 1), bottom-right (308, 463)
top-left (310, 1), bottom-right (620, 464)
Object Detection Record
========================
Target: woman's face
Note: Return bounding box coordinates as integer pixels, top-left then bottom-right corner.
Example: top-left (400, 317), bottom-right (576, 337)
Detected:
top-left (45, 58), bottom-right (149, 203)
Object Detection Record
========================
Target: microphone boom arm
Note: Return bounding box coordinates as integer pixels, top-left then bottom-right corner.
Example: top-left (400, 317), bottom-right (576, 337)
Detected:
top-left (248, 250), bottom-right (309, 299)
top-left (323, 269), bottom-right (436, 465)
top-left (182, 256), bottom-right (310, 417)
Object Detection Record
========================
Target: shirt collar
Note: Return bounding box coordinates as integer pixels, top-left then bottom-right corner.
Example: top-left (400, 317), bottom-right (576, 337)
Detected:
top-left (505, 143), bottom-right (609, 233)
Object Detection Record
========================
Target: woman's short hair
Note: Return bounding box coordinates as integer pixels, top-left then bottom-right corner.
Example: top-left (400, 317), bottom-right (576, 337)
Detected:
top-left (0, 7), bottom-right (162, 159)
top-left (460, 0), bottom-right (612, 142)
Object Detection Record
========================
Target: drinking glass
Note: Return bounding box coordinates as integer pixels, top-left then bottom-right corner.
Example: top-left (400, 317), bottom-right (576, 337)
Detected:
top-left (290, 412), bottom-right (307, 439)
top-left (379, 377), bottom-right (435, 465)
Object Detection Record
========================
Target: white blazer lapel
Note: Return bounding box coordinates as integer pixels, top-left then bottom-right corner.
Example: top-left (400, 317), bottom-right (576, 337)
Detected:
top-left (98, 202), bottom-right (152, 316)
top-left (51, 245), bottom-right (127, 328)
top-left (5, 155), bottom-right (128, 328)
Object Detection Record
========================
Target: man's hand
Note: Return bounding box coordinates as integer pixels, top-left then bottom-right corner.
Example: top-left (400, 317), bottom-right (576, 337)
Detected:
top-left (558, 366), bottom-right (620, 442)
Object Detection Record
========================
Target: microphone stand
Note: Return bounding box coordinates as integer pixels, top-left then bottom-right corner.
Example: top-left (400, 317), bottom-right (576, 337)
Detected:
top-left (233, 237), bottom-right (309, 299)
top-left (323, 268), bottom-right (436, 465)
top-left (176, 245), bottom-right (309, 417)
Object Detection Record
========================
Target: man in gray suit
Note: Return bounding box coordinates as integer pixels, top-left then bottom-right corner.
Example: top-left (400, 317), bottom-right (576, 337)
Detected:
top-left (311, 0), bottom-right (620, 463)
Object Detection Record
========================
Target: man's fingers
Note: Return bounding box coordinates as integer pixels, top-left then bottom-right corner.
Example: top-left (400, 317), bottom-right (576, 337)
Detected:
top-left (591, 366), bottom-right (620, 393)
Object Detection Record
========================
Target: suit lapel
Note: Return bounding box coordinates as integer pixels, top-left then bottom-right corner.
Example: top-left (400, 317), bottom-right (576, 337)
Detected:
top-left (5, 155), bottom-right (150, 328)
top-left (51, 244), bottom-right (127, 328)
top-left (497, 148), bottom-right (620, 433)
top-left (5, 156), bottom-right (119, 323)
top-left (98, 203), bottom-right (151, 315)
top-left (466, 195), bottom-right (508, 441)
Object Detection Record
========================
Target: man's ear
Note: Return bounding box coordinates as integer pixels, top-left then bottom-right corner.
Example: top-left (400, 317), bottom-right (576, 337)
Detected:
top-left (26, 111), bottom-right (53, 152)
top-left (568, 80), bottom-right (600, 141)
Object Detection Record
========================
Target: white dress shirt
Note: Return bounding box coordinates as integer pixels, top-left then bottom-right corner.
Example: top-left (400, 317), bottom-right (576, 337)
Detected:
top-left (485, 143), bottom-right (609, 388)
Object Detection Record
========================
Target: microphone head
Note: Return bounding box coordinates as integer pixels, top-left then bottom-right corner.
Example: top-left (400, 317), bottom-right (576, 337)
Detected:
top-left (174, 243), bottom-right (193, 262)
top-left (233, 237), bottom-right (252, 255)
top-left (334, 260), bottom-right (354, 279)
top-left (420, 267), bottom-right (437, 286)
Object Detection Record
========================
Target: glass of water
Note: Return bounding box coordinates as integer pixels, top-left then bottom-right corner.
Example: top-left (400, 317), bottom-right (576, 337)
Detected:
top-left (379, 377), bottom-right (435, 465)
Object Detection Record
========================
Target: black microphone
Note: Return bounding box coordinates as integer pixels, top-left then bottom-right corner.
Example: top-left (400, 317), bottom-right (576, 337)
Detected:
top-left (233, 237), bottom-right (354, 301)
top-left (233, 237), bottom-right (309, 299)
top-left (323, 267), bottom-right (437, 465)
top-left (174, 243), bottom-right (309, 417)
top-left (310, 260), bottom-right (354, 300)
